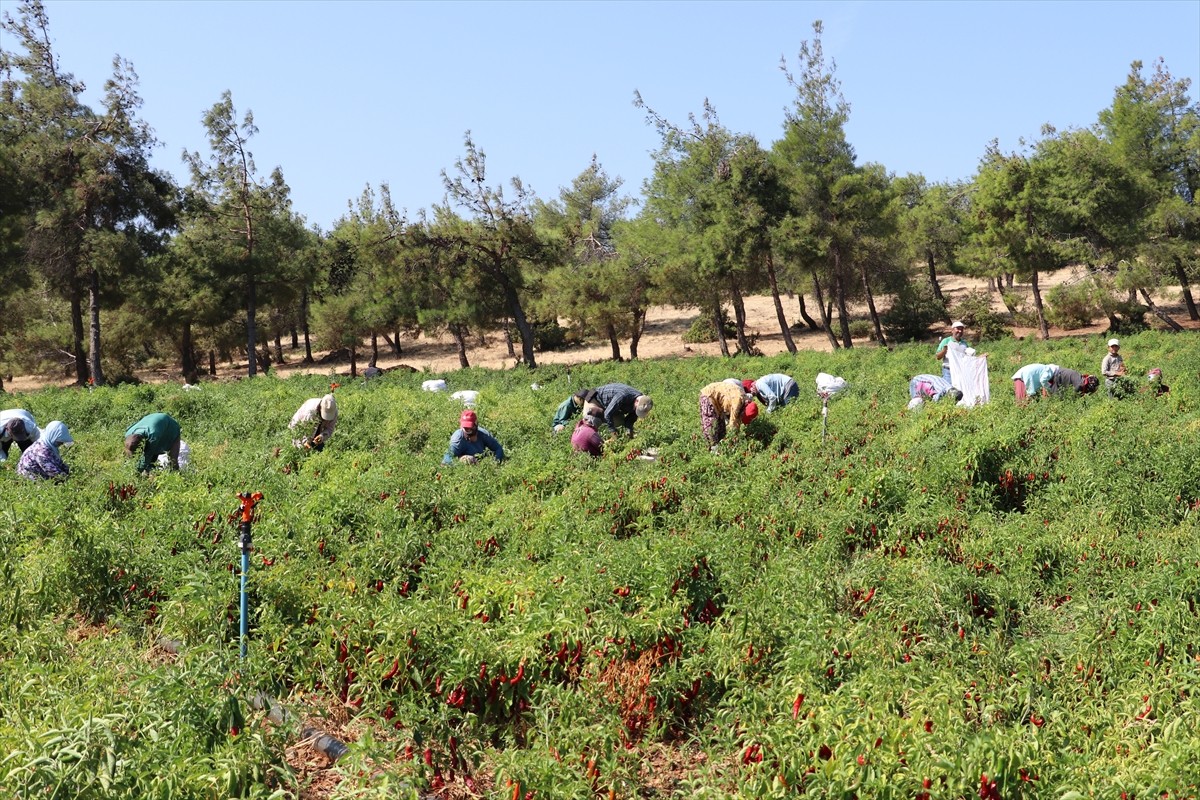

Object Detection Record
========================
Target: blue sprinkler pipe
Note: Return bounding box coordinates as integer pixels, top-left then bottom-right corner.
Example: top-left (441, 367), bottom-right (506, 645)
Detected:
top-left (237, 492), bottom-right (263, 659)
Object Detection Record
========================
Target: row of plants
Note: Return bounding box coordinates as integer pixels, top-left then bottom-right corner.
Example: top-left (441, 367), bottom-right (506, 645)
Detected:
top-left (2, 330), bottom-right (1198, 798)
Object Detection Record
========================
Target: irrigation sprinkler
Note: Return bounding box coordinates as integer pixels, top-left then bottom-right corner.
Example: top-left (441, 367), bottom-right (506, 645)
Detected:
top-left (236, 491), bottom-right (263, 659)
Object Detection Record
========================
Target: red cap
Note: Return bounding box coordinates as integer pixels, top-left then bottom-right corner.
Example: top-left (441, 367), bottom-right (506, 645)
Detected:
top-left (742, 379), bottom-right (755, 394)
top-left (459, 410), bottom-right (477, 428)
top-left (740, 401), bottom-right (759, 425)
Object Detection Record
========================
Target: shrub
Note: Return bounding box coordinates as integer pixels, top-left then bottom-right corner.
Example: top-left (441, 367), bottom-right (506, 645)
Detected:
top-left (882, 281), bottom-right (947, 343)
top-left (848, 320), bottom-right (873, 340)
top-left (952, 290), bottom-right (1011, 342)
top-left (1045, 281), bottom-right (1101, 329)
top-left (682, 314), bottom-right (736, 344)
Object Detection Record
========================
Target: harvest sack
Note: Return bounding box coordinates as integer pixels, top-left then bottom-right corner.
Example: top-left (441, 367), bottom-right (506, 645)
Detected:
top-left (451, 390), bottom-right (479, 407)
top-left (421, 379), bottom-right (448, 392)
top-left (156, 440), bottom-right (190, 470)
top-left (947, 348), bottom-right (990, 406)
top-left (815, 373), bottom-right (847, 397)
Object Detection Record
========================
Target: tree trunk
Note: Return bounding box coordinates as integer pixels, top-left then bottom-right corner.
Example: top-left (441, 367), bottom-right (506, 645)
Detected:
top-left (810, 270), bottom-right (840, 349)
top-left (1139, 287), bottom-right (1184, 331)
top-left (246, 276), bottom-right (258, 377)
top-left (629, 308), bottom-right (645, 360)
top-left (859, 262), bottom-right (888, 348)
top-left (369, 334), bottom-right (379, 368)
top-left (606, 322), bottom-right (623, 362)
top-left (831, 251), bottom-right (853, 349)
top-left (274, 331), bottom-right (284, 365)
top-left (797, 293), bottom-right (820, 330)
top-left (503, 287), bottom-right (538, 368)
top-left (710, 301), bottom-right (731, 357)
top-left (382, 332), bottom-right (402, 355)
top-left (87, 269), bottom-right (105, 386)
top-left (1005, 273), bottom-right (1014, 289)
top-left (450, 323), bottom-right (470, 368)
top-left (209, 349), bottom-right (216, 376)
top-left (731, 285), bottom-right (752, 355)
top-left (1030, 269), bottom-right (1050, 340)
top-left (926, 249), bottom-right (945, 304)
top-left (1174, 259), bottom-right (1199, 321)
top-left (290, 326), bottom-right (299, 349)
top-left (181, 322), bottom-right (198, 383)
top-left (349, 346), bottom-right (357, 378)
top-left (255, 344), bottom-right (271, 374)
top-left (69, 281), bottom-right (87, 385)
top-left (301, 288), bottom-right (314, 363)
top-left (765, 252), bottom-right (797, 353)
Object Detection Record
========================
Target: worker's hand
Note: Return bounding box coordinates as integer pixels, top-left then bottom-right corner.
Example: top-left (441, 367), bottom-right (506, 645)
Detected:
top-left (459, 454), bottom-right (478, 465)
top-left (553, 424), bottom-right (565, 433)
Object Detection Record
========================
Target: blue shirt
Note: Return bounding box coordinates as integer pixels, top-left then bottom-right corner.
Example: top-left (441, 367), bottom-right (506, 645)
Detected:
top-left (753, 374), bottom-right (798, 412)
top-left (442, 427), bottom-right (505, 464)
top-left (1011, 364), bottom-right (1057, 395)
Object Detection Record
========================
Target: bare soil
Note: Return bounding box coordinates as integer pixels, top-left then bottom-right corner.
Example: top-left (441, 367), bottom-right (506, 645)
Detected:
top-left (7, 271), bottom-right (1197, 392)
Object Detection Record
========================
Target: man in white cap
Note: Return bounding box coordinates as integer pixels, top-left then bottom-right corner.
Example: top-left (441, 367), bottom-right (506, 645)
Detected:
top-left (934, 321), bottom-right (970, 383)
top-left (290, 392), bottom-right (338, 450)
top-left (1101, 338), bottom-right (1126, 397)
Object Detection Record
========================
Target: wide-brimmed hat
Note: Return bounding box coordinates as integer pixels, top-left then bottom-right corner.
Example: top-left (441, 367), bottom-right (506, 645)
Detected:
top-left (319, 394), bottom-right (338, 422)
top-left (634, 395), bottom-right (653, 418)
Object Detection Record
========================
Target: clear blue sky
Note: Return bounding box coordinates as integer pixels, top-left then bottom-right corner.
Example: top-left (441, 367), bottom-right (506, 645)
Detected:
top-left (29, 0), bottom-right (1200, 231)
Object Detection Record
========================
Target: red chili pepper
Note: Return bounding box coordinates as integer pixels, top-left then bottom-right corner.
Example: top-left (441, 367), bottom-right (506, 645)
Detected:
top-left (381, 657), bottom-right (400, 682)
top-left (511, 663), bottom-right (525, 685)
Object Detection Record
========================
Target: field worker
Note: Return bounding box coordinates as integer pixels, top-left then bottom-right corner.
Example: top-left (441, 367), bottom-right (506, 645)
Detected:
top-left (907, 374), bottom-right (964, 409)
top-left (1146, 368), bottom-right (1170, 396)
top-left (934, 321), bottom-right (970, 383)
top-left (745, 374), bottom-right (799, 413)
top-left (0, 408), bottom-right (39, 462)
top-left (1011, 363), bottom-right (1059, 403)
top-left (586, 383), bottom-right (653, 436)
top-left (290, 393), bottom-right (338, 451)
top-left (1101, 338), bottom-right (1127, 396)
top-left (125, 412), bottom-right (182, 472)
top-left (1048, 368), bottom-right (1100, 395)
top-left (552, 387), bottom-right (596, 432)
top-left (570, 413), bottom-right (604, 458)
top-left (443, 409), bottom-right (505, 465)
top-left (699, 380), bottom-right (757, 448)
top-left (17, 420), bottom-right (73, 481)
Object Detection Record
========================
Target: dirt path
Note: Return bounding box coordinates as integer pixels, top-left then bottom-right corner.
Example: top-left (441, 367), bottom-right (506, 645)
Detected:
top-left (7, 271), bottom-right (1196, 392)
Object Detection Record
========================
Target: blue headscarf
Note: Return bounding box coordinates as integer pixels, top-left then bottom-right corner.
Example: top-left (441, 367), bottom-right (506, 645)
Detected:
top-left (39, 420), bottom-right (74, 458)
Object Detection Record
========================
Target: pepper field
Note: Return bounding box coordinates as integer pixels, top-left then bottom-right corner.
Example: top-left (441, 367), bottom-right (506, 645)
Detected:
top-left (2, 331), bottom-right (1199, 799)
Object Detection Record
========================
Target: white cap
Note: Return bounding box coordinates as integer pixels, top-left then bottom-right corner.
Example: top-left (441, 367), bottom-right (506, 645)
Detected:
top-left (1108, 338), bottom-right (1120, 347)
top-left (951, 320), bottom-right (965, 329)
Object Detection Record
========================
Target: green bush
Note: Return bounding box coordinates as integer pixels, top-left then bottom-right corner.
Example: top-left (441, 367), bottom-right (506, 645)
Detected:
top-left (1045, 280), bottom-right (1101, 329)
top-left (953, 290), bottom-right (1011, 342)
top-left (681, 313), bottom-right (736, 344)
top-left (848, 319), bottom-right (873, 340)
top-left (882, 280), bottom-right (947, 343)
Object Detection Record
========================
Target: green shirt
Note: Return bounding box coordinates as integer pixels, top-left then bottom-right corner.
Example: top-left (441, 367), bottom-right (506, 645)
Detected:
top-left (126, 413), bottom-right (181, 472)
